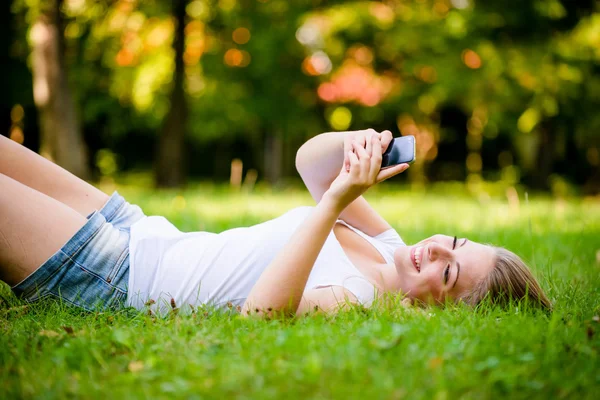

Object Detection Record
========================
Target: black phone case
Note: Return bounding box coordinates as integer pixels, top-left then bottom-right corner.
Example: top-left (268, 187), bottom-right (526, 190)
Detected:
top-left (381, 136), bottom-right (416, 168)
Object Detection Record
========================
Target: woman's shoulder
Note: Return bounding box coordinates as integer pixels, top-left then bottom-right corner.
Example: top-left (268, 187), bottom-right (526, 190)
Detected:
top-left (336, 218), bottom-right (404, 245)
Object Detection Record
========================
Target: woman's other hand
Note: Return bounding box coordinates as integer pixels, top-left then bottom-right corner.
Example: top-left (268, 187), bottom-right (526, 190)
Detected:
top-left (342, 129), bottom-right (393, 172)
top-left (324, 134), bottom-right (409, 213)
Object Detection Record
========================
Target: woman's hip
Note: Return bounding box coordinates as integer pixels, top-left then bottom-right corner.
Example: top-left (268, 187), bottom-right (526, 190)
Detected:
top-left (11, 191), bottom-right (146, 311)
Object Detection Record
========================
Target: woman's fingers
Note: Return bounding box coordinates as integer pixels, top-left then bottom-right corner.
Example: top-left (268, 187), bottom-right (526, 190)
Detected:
top-left (369, 135), bottom-right (382, 180)
top-left (376, 163), bottom-right (410, 183)
top-left (380, 130), bottom-right (393, 153)
top-left (347, 150), bottom-right (360, 177)
top-left (365, 132), bottom-right (373, 157)
top-left (352, 141), bottom-right (371, 181)
top-left (343, 136), bottom-right (352, 172)
top-left (355, 134), bottom-right (365, 149)
top-left (346, 130), bottom-right (395, 185)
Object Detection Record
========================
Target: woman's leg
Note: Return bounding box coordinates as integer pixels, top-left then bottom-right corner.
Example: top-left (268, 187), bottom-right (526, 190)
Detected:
top-left (0, 173), bottom-right (87, 286)
top-left (0, 135), bottom-right (109, 217)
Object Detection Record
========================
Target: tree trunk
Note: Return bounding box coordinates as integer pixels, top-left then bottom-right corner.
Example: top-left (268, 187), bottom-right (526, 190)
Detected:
top-left (30, 0), bottom-right (90, 179)
top-left (531, 124), bottom-right (555, 190)
top-left (264, 133), bottom-right (282, 184)
top-left (155, 0), bottom-right (188, 188)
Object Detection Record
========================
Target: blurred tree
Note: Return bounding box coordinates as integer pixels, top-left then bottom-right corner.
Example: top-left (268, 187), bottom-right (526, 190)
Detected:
top-left (27, 0), bottom-right (90, 179)
top-left (4, 0), bottom-right (598, 192)
top-left (190, 0), bottom-right (323, 183)
top-left (155, 0), bottom-right (189, 188)
top-left (295, 0), bottom-right (600, 191)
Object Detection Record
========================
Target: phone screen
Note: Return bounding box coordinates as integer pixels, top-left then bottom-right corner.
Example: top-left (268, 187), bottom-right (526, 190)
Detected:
top-left (381, 135), bottom-right (416, 169)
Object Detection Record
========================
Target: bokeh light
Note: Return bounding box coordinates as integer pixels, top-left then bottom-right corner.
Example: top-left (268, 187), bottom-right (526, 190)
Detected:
top-left (96, 149), bottom-right (118, 176)
top-left (316, 61), bottom-right (397, 106)
top-left (416, 65), bottom-right (438, 83)
top-left (11, 104), bottom-right (24, 123)
top-left (115, 48), bottom-right (135, 66)
top-left (302, 51), bottom-right (332, 76)
top-left (451, 0), bottom-right (470, 10)
top-left (186, 0), bottom-right (208, 19)
top-left (218, 0), bottom-right (237, 12)
top-left (328, 107), bottom-right (352, 130)
top-left (466, 152), bottom-right (482, 172)
top-left (418, 94), bottom-right (437, 114)
top-left (9, 104), bottom-right (25, 144)
top-left (224, 49), bottom-right (251, 67)
top-left (517, 108), bottom-right (540, 133)
top-left (146, 20), bottom-right (172, 48)
top-left (462, 49), bottom-right (482, 69)
top-left (317, 83), bottom-right (337, 102)
top-left (434, 1), bottom-right (450, 17)
top-left (352, 46), bottom-right (374, 65)
top-left (369, 2), bottom-right (395, 26)
top-left (9, 126), bottom-right (24, 144)
top-left (184, 21), bottom-right (205, 66)
top-left (232, 27), bottom-right (251, 44)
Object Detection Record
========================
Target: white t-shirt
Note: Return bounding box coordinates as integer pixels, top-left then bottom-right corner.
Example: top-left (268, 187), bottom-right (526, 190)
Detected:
top-left (127, 206), bottom-right (405, 314)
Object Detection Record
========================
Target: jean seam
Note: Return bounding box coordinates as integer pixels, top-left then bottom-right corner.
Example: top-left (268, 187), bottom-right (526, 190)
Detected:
top-left (22, 286), bottom-right (48, 302)
top-left (76, 262), bottom-right (128, 295)
top-left (26, 292), bottom-right (93, 311)
top-left (103, 200), bottom-right (126, 224)
top-left (105, 246), bottom-right (129, 285)
top-left (109, 290), bottom-right (127, 309)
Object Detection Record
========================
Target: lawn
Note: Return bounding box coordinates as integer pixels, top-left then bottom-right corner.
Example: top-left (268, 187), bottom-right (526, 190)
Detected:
top-left (1, 182), bottom-right (599, 399)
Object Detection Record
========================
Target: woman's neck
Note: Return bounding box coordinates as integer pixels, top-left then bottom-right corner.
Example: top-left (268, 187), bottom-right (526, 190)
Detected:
top-left (367, 262), bottom-right (401, 294)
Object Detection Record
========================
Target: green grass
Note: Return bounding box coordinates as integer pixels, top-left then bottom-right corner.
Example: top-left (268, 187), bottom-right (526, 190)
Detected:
top-left (1, 182), bottom-right (599, 399)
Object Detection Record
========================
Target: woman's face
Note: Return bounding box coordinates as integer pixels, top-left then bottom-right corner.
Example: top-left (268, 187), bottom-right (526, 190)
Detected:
top-left (393, 234), bottom-right (496, 304)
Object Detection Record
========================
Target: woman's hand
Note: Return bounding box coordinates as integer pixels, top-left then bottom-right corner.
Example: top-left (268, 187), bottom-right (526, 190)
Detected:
top-left (342, 129), bottom-right (394, 172)
top-left (323, 134), bottom-right (409, 213)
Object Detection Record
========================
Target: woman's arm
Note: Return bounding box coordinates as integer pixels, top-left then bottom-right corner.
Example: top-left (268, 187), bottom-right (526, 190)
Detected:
top-left (295, 129), bottom-right (403, 237)
top-left (241, 197), bottom-right (342, 317)
top-left (297, 286), bottom-right (359, 315)
top-left (242, 137), bottom-right (408, 318)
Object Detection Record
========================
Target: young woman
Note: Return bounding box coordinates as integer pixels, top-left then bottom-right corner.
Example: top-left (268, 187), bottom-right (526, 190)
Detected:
top-left (0, 131), bottom-right (551, 317)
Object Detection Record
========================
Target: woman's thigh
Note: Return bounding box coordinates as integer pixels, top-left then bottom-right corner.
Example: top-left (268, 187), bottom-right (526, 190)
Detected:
top-left (0, 135), bottom-right (109, 217)
top-left (0, 173), bottom-right (87, 286)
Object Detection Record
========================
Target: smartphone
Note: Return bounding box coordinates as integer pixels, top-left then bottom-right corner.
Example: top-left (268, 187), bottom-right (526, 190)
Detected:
top-left (381, 135), bottom-right (416, 169)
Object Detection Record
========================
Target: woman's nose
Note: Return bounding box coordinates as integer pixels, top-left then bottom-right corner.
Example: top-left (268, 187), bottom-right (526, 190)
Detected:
top-left (427, 242), bottom-right (453, 262)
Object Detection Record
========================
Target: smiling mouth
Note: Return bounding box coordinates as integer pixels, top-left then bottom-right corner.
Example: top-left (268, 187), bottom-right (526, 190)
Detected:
top-left (410, 246), bottom-right (423, 272)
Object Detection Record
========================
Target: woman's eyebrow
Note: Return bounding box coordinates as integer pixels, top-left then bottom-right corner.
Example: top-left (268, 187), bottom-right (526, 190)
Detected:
top-left (460, 239), bottom-right (468, 247)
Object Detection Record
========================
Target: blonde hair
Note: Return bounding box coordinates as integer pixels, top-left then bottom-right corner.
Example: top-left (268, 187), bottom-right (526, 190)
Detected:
top-left (460, 247), bottom-right (552, 311)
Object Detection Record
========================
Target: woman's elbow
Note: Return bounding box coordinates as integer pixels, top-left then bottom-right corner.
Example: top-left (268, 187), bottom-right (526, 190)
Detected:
top-left (295, 145), bottom-right (309, 176)
top-left (241, 302), bottom-right (296, 319)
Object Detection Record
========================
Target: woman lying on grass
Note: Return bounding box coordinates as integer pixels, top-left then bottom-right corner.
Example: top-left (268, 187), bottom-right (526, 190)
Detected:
top-left (0, 131), bottom-right (551, 317)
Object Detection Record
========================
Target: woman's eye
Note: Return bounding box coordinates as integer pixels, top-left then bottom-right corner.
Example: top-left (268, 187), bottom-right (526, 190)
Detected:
top-left (444, 265), bottom-right (450, 284)
top-left (452, 236), bottom-right (457, 250)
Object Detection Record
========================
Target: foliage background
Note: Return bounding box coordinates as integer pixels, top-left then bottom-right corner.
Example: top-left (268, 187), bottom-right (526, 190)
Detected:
top-left (1, 0), bottom-right (599, 191)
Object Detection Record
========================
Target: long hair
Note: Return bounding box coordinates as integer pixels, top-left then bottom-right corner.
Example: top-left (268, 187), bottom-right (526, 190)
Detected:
top-left (460, 247), bottom-right (552, 311)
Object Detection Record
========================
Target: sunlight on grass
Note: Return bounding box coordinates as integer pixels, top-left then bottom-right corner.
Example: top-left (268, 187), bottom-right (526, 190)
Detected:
top-left (1, 183), bottom-right (599, 399)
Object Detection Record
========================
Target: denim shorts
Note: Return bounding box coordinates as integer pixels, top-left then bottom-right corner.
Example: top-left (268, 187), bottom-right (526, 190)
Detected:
top-left (11, 192), bottom-right (145, 311)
